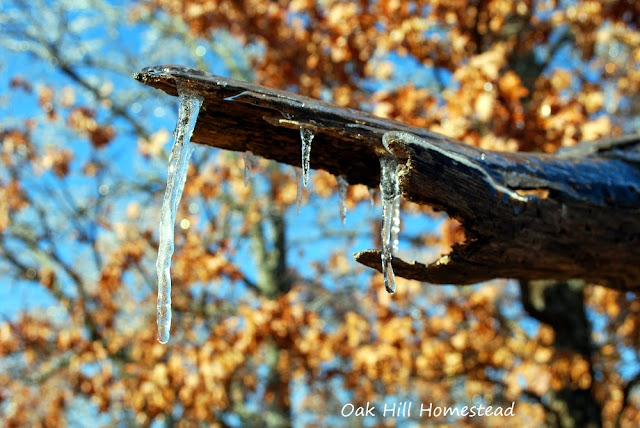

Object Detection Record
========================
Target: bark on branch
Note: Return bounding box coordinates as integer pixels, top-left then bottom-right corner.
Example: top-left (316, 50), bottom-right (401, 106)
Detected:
top-left (134, 65), bottom-right (640, 291)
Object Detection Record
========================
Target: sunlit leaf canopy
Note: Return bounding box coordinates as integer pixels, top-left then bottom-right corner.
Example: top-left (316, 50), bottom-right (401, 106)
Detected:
top-left (1, 0), bottom-right (639, 426)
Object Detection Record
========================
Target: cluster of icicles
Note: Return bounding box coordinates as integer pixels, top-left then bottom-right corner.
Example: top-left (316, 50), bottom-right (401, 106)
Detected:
top-left (155, 87), bottom-right (401, 343)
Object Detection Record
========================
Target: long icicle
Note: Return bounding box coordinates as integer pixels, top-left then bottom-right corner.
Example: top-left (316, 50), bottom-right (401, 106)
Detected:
top-left (156, 87), bottom-right (203, 344)
top-left (379, 154), bottom-right (400, 294)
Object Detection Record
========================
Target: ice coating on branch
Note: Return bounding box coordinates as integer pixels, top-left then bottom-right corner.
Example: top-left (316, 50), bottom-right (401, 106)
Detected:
top-left (300, 127), bottom-right (314, 187)
top-left (294, 166), bottom-right (303, 214)
top-left (379, 154), bottom-right (400, 294)
top-left (223, 90), bottom-right (251, 102)
top-left (337, 175), bottom-right (349, 225)
top-left (156, 87), bottom-right (202, 344)
top-left (243, 151), bottom-right (257, 186)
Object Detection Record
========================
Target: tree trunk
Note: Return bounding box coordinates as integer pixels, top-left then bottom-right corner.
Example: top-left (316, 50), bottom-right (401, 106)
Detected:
top-left (520, 280), bottom-right (602, 428)
top-left (249, 206), bottom-right (291, 426)
top-left (263, 339), bottom-right (292, 428)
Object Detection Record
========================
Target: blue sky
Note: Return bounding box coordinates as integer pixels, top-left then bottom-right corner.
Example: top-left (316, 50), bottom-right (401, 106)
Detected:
top-left (0, 0), bottom-right (449, 320)
top-left (2, 1), bottom-right (639, 425)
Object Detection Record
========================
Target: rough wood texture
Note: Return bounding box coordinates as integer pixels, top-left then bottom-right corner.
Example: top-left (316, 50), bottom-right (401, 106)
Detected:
top-left (134, 65), bottom-right (640, 291)
top-left (133, 65), bottom-right (460, 188)
top-left (357, 132), bottom-right (640, 290)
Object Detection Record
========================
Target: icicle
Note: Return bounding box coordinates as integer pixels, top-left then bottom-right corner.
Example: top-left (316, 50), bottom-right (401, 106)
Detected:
top-left (391, 194), bottom-right (400, 253)
top-left (369, 187), bottom-right (376, 207)
top-left (379, 154), bottom-right (400, 294)
top-left (300, 127), bottom-right (314, 187)
top-left (242, 150), bottom-right (257, 186)
top-left (294, 166), bottom-right (303, 214)
top-left (156, 87), bottom-right (203, 344)
top-left (336, 175), bottom-right (348, 225)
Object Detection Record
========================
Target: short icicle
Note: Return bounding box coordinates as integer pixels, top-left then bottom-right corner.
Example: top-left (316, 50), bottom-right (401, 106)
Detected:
top-left (242, 151), bottom-right (257, 186)
top-left (299, 127), bottom-right (314, 187)
top-left (156, 87), bottom-right (203, 344)
top-left (336, 175), bottom-right (349, 225)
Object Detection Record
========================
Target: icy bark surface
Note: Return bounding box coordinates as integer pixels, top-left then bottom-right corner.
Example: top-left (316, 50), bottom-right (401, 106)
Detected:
top-left (337, 175), bottom-right (348, 225)
top-left (300, 127), bottom-right (314, 187)
top-left (156, 87), bottom-right (203, 344)
top-left (379, 154), bottom-right (400, 294)
top-left (137, 67), bottom-right (640, 292)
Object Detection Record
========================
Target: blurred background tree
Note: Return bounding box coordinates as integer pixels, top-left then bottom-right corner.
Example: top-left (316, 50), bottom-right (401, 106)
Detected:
top-left (1, 0), bottom-right (639, 426)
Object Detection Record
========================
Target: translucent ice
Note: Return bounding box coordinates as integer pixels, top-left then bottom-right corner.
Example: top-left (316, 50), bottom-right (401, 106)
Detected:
top-left (379, 154), bottom-right (400, 294)
top-left (223, 90), bottom-right (251, 102)
top-left (336, 175), bottom-right (348, 225)
top-left (156, 87), bottom-right (202, 344)
top-left (391, 194), bottom-right (400, 253)
top-left (300, 127), bottom-right (314, 187)
top-left (294, 166), bottom-right (303, 214)
top-left (243, 150), bottom-right (257, 186)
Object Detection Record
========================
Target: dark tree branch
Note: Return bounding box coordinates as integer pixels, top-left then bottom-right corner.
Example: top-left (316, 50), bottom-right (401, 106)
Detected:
top-left (134, 65), bottom-right (640, 291)
top-left (357, 132), bottom-right (640, 290)
top-left (133, 65), bottom-right (456, 188)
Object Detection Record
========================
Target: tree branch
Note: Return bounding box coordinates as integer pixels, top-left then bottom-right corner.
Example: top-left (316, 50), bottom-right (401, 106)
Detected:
top-left (134, 65), bottom-right (640, 291)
